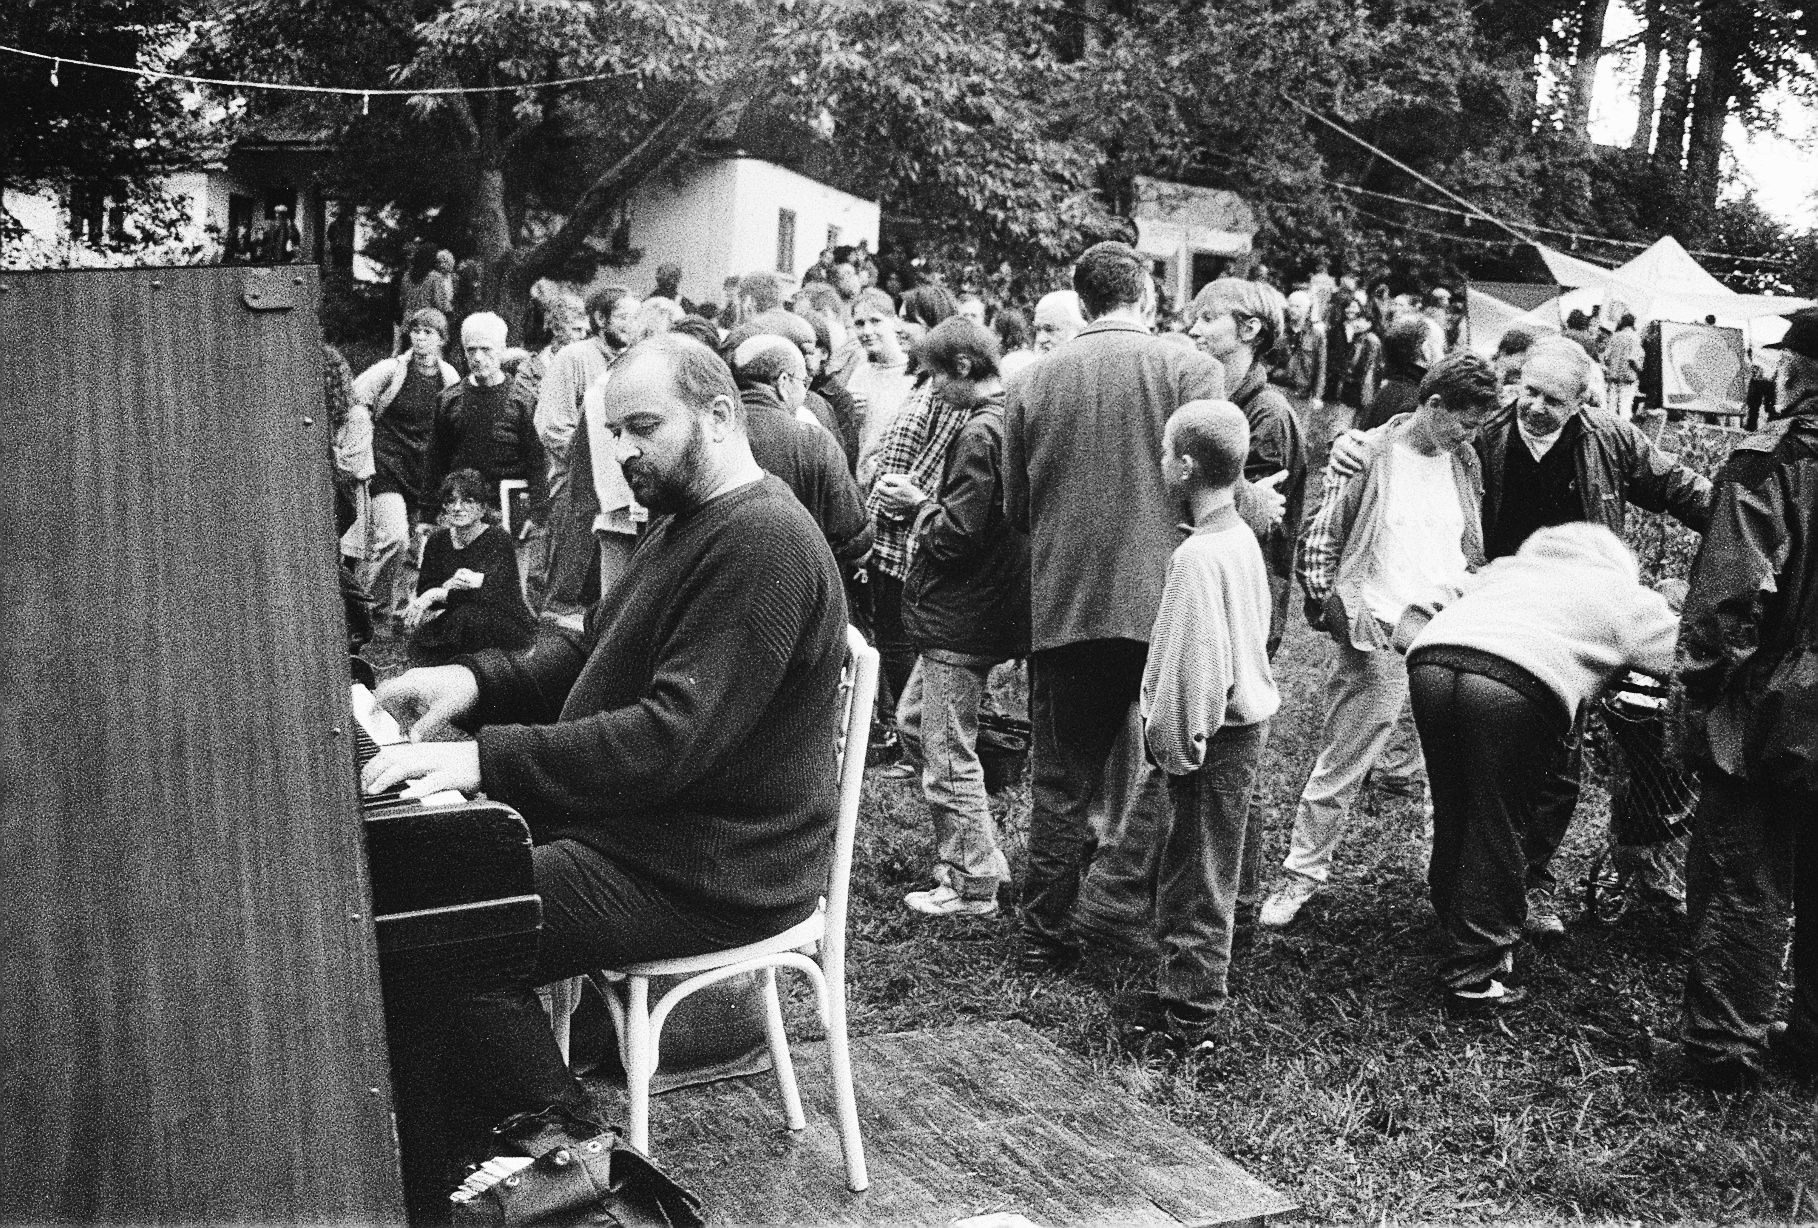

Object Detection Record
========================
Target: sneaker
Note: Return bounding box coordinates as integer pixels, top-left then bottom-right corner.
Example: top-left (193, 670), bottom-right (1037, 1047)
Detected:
top-left (904, 884), bottom-right (997, 917)
top-left (876, 760), bottom-right (918, 780)
top-left (1443, 978), bottom-right (1529, 1019)
top-left (1124, 996), bottom-right (1220, 1057)
top-left (1523, 886), bottom-right (1567, 940)
top-left (1258, 874), bottom-right (1320, 928)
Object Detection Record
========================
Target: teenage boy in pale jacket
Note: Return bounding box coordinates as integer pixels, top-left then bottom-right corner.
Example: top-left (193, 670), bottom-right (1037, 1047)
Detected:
top-left (1130, 400), bottom-right (1280, 1055)
top-left (1260, 353), bottom-right (1501, 928)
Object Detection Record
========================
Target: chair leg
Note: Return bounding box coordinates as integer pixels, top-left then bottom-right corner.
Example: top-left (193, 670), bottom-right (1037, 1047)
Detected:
top-left (820, 966), bottom-right (869, 1191)
top-left (761, 967), bottom-right (806, 1131)
top-left (625, 976), bottom-right (654, 1156)
top-left (544, 976), bottom-right (581, 1065)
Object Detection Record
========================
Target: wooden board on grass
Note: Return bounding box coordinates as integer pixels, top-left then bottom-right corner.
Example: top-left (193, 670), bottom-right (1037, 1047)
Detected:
top-left (585, 1019), bottom-right (1295, 1227)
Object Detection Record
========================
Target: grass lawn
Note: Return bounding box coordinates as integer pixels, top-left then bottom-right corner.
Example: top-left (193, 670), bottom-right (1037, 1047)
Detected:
top-left (840, 606), bottom-right (1818, 1224)
top-left (365, 423), bottom-right (1815, 1223)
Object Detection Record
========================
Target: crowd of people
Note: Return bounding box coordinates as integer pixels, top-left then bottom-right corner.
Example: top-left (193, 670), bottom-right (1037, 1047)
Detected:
top-left (331, 235), bottom-right (1818, 1218)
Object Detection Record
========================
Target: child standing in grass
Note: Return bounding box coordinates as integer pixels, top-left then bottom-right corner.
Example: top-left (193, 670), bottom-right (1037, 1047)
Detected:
top-left (1130, 400), bottom-right (1281, 1055)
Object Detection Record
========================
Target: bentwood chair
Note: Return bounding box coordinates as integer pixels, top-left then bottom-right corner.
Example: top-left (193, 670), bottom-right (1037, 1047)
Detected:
top-left (548, 623), bottom-right (877, 1192)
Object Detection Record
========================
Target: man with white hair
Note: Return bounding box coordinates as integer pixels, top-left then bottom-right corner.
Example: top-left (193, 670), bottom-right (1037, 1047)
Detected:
top-left (1031, 290), bottom-right (1086, 355)
top-left (1272, 288), bottom-right (1326, 427)
top-left (730, 333), bottom-right (872, 577)
top-left (427, 312), bottom-right (546, 523)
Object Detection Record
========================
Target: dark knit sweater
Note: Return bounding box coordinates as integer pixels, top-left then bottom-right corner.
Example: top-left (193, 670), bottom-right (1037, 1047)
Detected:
top-left (463, 475), bottom-right (849, 919)
top-left (1486, 417), bottom-right (1583, 560)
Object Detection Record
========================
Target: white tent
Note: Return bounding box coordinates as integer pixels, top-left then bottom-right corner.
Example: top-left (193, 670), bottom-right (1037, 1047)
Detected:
top-left (1521, 235), bottom-right (1812, 330)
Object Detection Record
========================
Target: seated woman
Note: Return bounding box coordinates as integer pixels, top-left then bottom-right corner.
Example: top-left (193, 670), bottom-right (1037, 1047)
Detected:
top-left (404, 469), bottom-right (536, 667)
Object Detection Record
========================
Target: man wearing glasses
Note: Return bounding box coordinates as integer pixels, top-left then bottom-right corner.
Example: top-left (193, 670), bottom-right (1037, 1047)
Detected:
top-left (729, 334), bottom-right (872, 579)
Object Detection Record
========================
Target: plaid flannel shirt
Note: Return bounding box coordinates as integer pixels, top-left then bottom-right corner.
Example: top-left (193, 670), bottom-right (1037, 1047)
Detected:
top-left (864, 382), bottom-right (967, 582)
top-left (1294, 463), bottom-right (1350, 612)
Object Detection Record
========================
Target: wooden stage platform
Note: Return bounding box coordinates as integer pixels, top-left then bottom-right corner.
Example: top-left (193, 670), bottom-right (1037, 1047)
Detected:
top-left (583, 1020), bottom-right (1294, 1227)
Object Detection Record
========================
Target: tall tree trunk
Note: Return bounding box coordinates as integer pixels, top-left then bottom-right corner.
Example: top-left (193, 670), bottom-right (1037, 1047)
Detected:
top-left (1686, 6), bottom-right (1744, 212)
top-left (1564, 0), bottom-right (1613, 140)
top-left (1653, 5), bottom-right (1693, 171)
top-left (1630, 0), bottom-right (1665, 151)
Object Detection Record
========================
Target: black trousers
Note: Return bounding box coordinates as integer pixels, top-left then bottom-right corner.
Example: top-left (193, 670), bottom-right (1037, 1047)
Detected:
top-left (1021, 638), bottom-right (1151, 954)
top-left (1409, 659), bottom-right (1569, 989)
top-left (387, 840), bottom-right (801, 1223)
top-left (1521, 708), bottom-right (1586, 891)
top-left (868, 571), bottom-right (919, 728)
top-left (1681, 771), bottom-right (1818, 1071)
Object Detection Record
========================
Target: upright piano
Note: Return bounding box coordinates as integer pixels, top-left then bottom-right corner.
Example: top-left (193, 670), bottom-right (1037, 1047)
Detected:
top-left (0, 266), bottom-right (532, 1224)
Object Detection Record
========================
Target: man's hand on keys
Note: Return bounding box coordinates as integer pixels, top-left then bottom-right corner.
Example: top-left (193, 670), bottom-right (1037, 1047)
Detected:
top-left (361, 741), bottom-right (481, 799)
top-left (375, 664), bottom-right (480, 742)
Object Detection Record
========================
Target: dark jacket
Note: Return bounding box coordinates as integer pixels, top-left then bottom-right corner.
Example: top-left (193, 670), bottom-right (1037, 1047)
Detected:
top-left (1231, 364), bottom-right (1308, 655)
top-left (1477, 405), bottom-right (1712, 544)
top-left (740, 386), bottom-right (873, 574)
top-left (903, 396), bottom-right (1031, 659)
top-left (1004, 318), bottom-right (1226, 650)
top-left (1677, 400), bottom-right (1818, 789)
top-left (1359, 355), bottom-right (1423, 432)
top-left (809, 376), bottom-right (863, 473)
top-left (429, 377), bottom-right (547, 520)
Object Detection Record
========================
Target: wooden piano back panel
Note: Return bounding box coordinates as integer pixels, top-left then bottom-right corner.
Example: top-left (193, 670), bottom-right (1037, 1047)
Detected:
top-left (0, 268), bottom-right (403, 1223)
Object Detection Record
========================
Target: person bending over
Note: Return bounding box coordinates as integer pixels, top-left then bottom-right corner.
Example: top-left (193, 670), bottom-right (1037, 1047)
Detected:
top-left (363, 334), bottom-right (849, 1220)
top-left (1401, 523), bottom-right (1677, 1016)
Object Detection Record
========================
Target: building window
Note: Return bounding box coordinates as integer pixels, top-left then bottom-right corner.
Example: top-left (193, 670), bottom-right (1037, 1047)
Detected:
top-left (776, 208), bottom-right (796, 275)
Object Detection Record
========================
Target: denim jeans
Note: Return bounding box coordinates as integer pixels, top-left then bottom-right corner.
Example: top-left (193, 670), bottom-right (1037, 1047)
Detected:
top-left (1156, 722), bottom-right (1269, 1016)
top-left (895, 652), bottom-right (1012, 900)
top-left (1073, 705), bottom-right (1169, 951)
top-left (1409, 661), bottom-right (1567, 990)
top-left (1681, 772), bottom-right (1818, 1071)
top-left (1022, 639), bottom-right (1151, 955)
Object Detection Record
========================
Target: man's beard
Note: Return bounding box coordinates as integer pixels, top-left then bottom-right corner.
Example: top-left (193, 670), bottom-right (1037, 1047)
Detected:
top-left (623, 416), bottom-right (708, 516)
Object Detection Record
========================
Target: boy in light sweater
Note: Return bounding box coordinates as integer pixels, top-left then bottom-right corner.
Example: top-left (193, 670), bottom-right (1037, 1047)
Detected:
top-left (1130, 400), bottom-right (1281, 1055)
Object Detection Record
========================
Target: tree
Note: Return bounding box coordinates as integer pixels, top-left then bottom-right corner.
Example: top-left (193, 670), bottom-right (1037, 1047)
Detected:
top-left (0, 0), bottom-right (204, 255)
top-left (192, 0), bottom-right (1115, 329)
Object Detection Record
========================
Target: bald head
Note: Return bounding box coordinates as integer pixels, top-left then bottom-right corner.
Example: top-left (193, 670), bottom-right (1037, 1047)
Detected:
top-left (732, 334), bottom-right (808, 411)
top-left (1033, 291), bottom-right (1086, 353)
top-left (1165, 399), bottom-right (1250, 491)
top-left (732, 335), bottom-right (807, 386)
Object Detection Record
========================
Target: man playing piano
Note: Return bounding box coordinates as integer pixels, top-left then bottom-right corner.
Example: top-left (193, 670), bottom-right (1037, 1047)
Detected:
top-left (363, 333), bottom-right (850, 1219)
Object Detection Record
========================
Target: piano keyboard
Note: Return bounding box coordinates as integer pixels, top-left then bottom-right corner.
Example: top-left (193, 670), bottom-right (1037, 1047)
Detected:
top-left (350, 682), bottom-right (540, 1001)
top-left (351, 683), bottom-right (467, 811)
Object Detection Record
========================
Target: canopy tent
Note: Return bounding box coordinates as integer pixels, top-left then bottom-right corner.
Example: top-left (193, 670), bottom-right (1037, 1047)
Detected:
top-left (1463, 287), bottom-right (1545, 357)
top-left (1519, 235), bottom-right (1812, 331)
top-left (1533, 244), bottom-right (1619, 289)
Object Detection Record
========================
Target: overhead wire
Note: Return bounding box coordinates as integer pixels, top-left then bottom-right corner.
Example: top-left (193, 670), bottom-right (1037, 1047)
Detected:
top-left (0, 40), bottom-right (629, 96)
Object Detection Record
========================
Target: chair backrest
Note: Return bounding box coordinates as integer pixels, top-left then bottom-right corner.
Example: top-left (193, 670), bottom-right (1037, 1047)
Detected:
top-left (825, 624), bottom-right (879, 948)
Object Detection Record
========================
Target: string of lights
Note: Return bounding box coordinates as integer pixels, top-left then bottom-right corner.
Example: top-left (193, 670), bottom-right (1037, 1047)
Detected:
top-left (0, 41), bottom-right (628, 100)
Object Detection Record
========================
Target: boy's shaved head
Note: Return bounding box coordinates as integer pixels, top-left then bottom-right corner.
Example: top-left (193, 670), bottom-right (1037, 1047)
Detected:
top-left (1167, 399), bottom-right (1250, 489)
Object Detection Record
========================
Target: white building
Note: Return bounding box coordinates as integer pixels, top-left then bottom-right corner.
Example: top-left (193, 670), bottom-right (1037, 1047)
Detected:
top-left (1130, 176), bottom-right (1257, 311)
top-left (609, 155), bottom-right (879, 305)
top-left (4, 124), bottom-right (361, 273)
